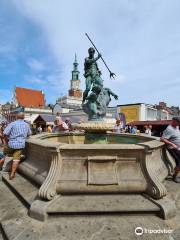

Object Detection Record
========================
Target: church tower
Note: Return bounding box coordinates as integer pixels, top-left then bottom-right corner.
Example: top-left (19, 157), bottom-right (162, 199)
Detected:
top-left (68, 54), bottom-right (82, 98)
top-left (57, 54), bottom-right (82, 111)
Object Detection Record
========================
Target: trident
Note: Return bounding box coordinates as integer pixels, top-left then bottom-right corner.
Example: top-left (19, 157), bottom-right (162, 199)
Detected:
top-left (85, 33), bottom-right (116, 79)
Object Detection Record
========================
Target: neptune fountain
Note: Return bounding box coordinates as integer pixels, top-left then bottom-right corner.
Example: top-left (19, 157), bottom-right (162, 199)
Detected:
top-left (1, 45), bottom-right (176, 223)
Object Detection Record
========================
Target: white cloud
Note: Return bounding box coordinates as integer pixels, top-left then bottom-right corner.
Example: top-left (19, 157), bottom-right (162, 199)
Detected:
top-left (27, 58), bottom-right (46, 72)
top-left (23, 71), bottom-right (67, 103)
top-left (12, 1), bottom-right (124, 68)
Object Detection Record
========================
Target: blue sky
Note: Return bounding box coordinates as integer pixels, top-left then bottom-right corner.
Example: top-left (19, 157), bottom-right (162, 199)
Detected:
top-left (0, 0), bottom-right (180, 106)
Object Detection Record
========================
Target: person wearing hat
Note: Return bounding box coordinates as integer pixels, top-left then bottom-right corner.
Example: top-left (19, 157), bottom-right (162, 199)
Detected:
top-left (161, 117), bottom-right (180, 183)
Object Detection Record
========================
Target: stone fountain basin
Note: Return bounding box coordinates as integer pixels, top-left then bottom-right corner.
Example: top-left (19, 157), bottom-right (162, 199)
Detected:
top-left (18, 132), bottom-right (175, 201)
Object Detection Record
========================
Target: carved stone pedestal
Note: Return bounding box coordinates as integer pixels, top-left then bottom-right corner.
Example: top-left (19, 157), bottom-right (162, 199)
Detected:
top-left (16, 133), bottom-right (176, 221)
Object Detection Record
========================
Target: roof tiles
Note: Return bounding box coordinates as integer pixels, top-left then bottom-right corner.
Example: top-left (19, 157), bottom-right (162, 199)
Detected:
top-left (15, 87), bottom-right (45, 108)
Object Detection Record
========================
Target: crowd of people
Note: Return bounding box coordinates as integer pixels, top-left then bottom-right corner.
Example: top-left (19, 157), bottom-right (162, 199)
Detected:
top-left (113, 119), bottom-right (152, 136)
top-left (0, 113), bottom-right (180, 183)
top-left (30, 113), bottom-right (73, 135)
top-left (33, 116), bottom-right (152, 136)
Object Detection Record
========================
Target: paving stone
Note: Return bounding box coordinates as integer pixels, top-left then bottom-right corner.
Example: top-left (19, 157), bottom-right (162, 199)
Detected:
top-left (47, 194), bottom-right (159, 213)
top-left (172, 228), bottom-right (180, 240)
top-left (41, 215), bottom-right (172, 240)
top-left (2, 173), bottom-right (38, 206)
top-left (0, 177), bottom-right (180, 240)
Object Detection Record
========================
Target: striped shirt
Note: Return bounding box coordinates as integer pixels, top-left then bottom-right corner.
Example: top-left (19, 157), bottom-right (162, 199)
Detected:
top-left (3, 120), bottom-right (32, 149)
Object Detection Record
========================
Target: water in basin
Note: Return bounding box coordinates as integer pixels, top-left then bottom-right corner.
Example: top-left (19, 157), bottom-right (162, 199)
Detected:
top-left (42, 133), bottom-right (152, 144)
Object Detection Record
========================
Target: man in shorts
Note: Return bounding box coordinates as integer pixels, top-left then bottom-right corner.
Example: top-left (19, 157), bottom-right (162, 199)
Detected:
top-left (161, 117), bottom-right (180, 183)
top-left (1, 112), bottom-right (31, 180)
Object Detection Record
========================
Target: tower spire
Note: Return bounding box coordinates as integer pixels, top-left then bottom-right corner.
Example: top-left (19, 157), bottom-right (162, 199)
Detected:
top-left (72, 53), bottom-right (79, 80)
top-left (73, 53), bottom-right (78, 72)
top-left (68, 54), bottom-right (82, 99)
top-left (75, 53), bottom-right (77, 64)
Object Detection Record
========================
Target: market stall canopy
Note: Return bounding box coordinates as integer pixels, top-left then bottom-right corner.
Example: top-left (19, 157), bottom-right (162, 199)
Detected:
top-left (34, 114), bottom-right (56, 126)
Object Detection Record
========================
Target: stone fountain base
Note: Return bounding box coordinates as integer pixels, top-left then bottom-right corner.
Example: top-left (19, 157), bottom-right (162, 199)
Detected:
top-left (1, 131), bottom-right (175, 221)
top-left (1, 172), bottom-right (176, 222)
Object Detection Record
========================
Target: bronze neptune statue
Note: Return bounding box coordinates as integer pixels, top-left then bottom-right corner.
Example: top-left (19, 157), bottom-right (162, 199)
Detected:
top-left (82, 46), bottom-right (118, 121)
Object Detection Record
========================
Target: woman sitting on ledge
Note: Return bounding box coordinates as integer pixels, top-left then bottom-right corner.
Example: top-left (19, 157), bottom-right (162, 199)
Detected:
top-left (52, 116), bottom-right (69, 133)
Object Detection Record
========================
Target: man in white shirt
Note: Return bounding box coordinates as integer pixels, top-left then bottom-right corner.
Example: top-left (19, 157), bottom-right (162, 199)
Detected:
top-left (161, 117), bottom-right (180, 183)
